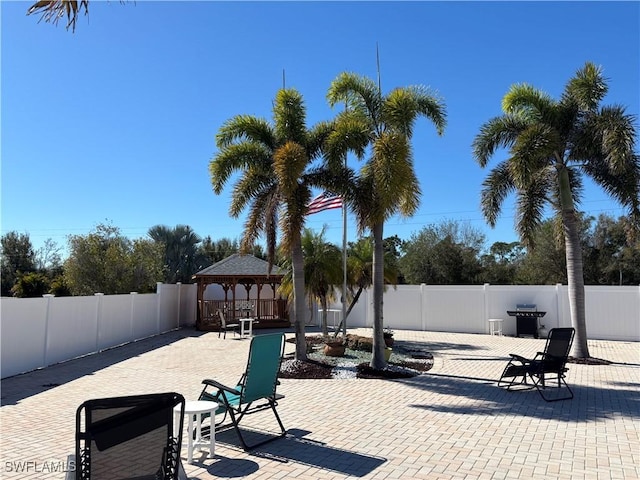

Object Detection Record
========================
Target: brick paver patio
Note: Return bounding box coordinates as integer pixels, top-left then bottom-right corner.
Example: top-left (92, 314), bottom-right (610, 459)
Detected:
top-left (1, 327), bottom-right (638, 479)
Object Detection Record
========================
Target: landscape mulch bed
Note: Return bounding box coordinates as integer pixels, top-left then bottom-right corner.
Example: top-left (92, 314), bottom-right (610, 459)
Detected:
top-left (280, 335), bottom-right (434, 380)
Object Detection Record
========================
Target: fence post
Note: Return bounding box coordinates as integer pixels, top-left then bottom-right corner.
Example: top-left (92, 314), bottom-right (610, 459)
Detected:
top-left (483, 283), bottom-right (490, 334)
top-left (94, 293), bottom-right (104, 352)
top-left (42, 294), bottom-right (54, 367)
top-left (176, 282), bottom-right (182, 329)
top-left (156, 282), bottom-right (163, 334)
top-left (130, 292), bottom-right (138, 341)
top-left (420, 284), bottom-right (426, 332)
top-left (555, 283), bottom-right (563, 328)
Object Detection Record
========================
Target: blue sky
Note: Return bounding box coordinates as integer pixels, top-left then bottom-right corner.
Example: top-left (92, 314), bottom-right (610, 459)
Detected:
top-left (2, 1), bottom-right (639, 257)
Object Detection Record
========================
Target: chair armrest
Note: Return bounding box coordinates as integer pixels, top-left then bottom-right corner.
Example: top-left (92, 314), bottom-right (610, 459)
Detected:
top-left (202, 379), bottom-right (241, 396)
top-left (509, 354), bottom-right (531, 364)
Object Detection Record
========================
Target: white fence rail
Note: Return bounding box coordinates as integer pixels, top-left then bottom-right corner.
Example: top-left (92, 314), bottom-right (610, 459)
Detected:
top-left (1, 283), bottom-right (197, 379)
top-left (328, 284), bottom-right (640, 342)
top-left (2, 283), bottom-right (638, 379)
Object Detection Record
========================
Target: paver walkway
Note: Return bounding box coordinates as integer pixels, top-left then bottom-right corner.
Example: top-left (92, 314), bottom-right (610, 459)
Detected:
top-left (1, 328), bottom-right (638, 479)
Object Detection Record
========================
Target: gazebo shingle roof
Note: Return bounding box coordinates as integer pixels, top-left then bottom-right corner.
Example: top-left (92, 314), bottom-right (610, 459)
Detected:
top-left (194, 254), bottom-right (285, 278)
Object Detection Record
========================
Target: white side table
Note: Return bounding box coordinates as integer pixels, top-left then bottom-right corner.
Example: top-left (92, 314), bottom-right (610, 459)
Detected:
top-left (239, 317), bottom-right (254, 337)
top-left (174, 400), bottom-right (218, 464)
top-left (488, 318), bottom-right (504, 336)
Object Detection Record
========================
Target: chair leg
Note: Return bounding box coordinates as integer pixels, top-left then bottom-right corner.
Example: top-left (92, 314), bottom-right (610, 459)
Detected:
top-left (531, 373), bottom-right (574, 402)
top-left (218, 398), bottom-right (286, 451)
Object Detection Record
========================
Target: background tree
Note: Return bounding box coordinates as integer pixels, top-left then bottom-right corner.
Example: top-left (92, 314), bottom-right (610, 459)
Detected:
top-left (515, 220), bottom-right (568, 285)
top-left (210, 88), bottom-right (337, 361)
top-left (399, 221), bottom-right (485, 285)
top-left (327, 72), bottom-right (446, 368)
top-left (331, 236), bottom-right (400, 337)
top-left (584, 214), bottom-right (640, 285)
top-left (279, 228), bottom-right (343, 336)
top-left (1, 231), bottom-right (37, 296)
top-left (198, 237), bottom-right (266, 266)
top-left (479, 241), bottom-right (525, 284)
top-left (64, 223), bottom-right (163, 295)
top-left (148, 224), bottom-right (206, 283)
top-left (473, 62), bottom-right (640, 358)
top-left (10, 272), bottom-right (50, 298)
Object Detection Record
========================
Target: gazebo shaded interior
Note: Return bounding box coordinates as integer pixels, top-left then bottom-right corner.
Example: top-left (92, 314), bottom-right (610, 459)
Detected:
top-left (192, 254), bottom-right (289, 331)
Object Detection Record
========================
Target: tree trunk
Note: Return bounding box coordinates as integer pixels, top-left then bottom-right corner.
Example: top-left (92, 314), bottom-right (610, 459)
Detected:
top-left (291, 235), bottom-right (308, 361)
top-left (333, 286), bottom-right (364, 338)
top-left (370, 222), bottom-right (387, 369)
top-left (321, 295), bottom-right (328, 337)
top-left (559, 168), bottom-right (590, 358)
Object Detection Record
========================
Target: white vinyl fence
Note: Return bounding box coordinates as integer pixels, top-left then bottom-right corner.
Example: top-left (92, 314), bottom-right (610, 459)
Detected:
top-left (2, 283), bottom-right (638, 379)
top-left (326, 284), bottom-right (640, 342)
top-left (1, 283), bottom-right (197, 379)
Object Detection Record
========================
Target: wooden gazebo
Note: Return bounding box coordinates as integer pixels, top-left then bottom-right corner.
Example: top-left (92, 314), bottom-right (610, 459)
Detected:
top-left (192, 254), bottom-right (289, 331)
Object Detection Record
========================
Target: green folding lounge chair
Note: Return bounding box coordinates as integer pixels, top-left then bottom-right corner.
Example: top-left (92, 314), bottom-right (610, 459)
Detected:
top-left (72, 392), bottom-right (186, 479)
top-left (498, 327), bottom-right (575, 402)
top-left (198, 333), bottom-right (286, 450)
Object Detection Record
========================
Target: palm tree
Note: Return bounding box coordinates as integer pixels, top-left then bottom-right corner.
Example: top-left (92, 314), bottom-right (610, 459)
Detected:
top-left (332, 236), bottom-right (399, 337)
top-left (327, 72), bottom-right (446, 368)
top-left (472, 62), bottom-right (639, 358)
top-left (210, 88), bottom-right (338, 361)
top-left (279, 228), bottom-right (343, 336)
top-left (148, 225), bottom-right (205, 283)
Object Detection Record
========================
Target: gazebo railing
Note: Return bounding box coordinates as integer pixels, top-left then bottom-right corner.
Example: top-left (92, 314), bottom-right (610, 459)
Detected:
top-left (200, 299), bottom-right (288, 326)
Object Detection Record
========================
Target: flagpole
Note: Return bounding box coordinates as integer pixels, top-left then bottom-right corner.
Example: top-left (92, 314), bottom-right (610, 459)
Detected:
top-left (341, 156), bottom-right (348, 339)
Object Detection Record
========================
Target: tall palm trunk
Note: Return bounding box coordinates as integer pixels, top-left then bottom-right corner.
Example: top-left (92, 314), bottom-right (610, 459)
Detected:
top-left (291, 235), bottom-right (308, 361)
top-left (370, 222), bottom-right (386, 369)
top-left (559, 168), bottom-right (590, 358)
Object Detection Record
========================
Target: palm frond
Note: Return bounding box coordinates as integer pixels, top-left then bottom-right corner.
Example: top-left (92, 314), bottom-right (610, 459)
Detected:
top-left (368, 131), bottom-right (417, 220)
top-left (327, 72), bottom-right (381, 124)
top-left (209, 143), bottom-right (272, 194)
top-left (228, 168), bottom-right (275, 218)
top-left (509, 123), bottom-right (560, 187)
top-left (384, 86), bottom-right (446, 137)
top-left (324, 111), bottom-right (370, 167)
top-left (564, 62), bottom-right (608, 112)
top-left (273, 89), bottom-right (307, 146)
top-left (502, 83), bottom-right (555, 120)
top-left (274, 141), bottom-right (307, 196)
top-left (27, 0), bottom-right (90, 32)
top-left (216, 115), bottom-right (275, 150)
top-left (480, 161), bottom-right (516, 227)
top-left (515, 172), bottom-right (550, 247)
top-left (472, 114), bottom-right (528, 167)
top-left (307, 120), bottom-right (336, 160)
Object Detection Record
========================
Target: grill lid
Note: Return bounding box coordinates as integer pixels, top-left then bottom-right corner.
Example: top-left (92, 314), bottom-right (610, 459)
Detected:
top-left (516, 303), bottom-right (537, 311)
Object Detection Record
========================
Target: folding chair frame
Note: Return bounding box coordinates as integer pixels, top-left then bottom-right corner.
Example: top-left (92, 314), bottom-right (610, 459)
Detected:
top-left (198, 333), bottom-right (286, 450)
top-left (74, 392), bottom-right (185, 480)
top-left (498, 328), bottom-right (575, 402)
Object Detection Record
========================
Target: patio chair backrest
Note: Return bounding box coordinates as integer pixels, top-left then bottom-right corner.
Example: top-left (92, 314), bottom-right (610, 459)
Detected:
top-left (241, 333), bottom-right (285, 404)
top-left (541, 328), bottom-right (575, 371)
top-left (75, 392), bottom-right (184, 480)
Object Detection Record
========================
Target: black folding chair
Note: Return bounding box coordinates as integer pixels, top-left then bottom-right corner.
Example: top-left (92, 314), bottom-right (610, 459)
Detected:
top-left (73, 392), bottom-right (185, 479)
top-left (498, 327), bottom-right (575, 402)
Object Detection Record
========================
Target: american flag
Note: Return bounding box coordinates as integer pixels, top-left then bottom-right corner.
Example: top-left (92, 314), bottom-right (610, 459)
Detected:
top-left (306, 193), bottom-right (343, 215)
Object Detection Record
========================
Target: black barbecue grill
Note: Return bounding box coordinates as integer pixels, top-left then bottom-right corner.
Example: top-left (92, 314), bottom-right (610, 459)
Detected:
top-left (507, 304), bottom-right (546, 338)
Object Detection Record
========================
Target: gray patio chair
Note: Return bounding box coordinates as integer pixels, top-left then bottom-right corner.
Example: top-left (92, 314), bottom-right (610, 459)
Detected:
top-left (218, 309), bottom-right (239, 339)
